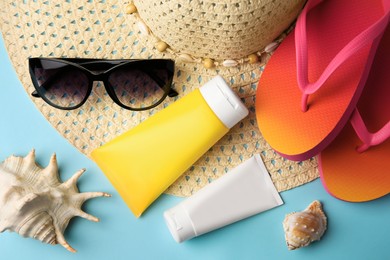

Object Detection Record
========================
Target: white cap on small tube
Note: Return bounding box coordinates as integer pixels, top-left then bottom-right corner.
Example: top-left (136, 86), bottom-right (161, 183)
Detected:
top-left (199, 75), bottom-right (249, 129)
top-left (164, 205), bottom-right (196, 243)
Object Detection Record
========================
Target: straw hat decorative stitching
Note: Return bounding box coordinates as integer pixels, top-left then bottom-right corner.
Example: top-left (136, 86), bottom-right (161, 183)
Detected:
top-left (0, 0), bottom-right (319, 197)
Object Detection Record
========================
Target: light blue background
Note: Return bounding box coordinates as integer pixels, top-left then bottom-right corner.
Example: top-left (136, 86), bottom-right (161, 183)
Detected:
top-left (0, 35), bottom-right (389, 260)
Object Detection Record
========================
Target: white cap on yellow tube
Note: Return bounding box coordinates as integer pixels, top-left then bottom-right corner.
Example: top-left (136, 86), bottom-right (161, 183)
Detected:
top-left (199, 75), bottom-right (249, 129)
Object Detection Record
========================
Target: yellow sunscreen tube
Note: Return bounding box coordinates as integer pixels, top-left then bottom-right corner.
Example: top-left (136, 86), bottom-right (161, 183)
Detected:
top-left (91, 76), bottom-right (248, 217)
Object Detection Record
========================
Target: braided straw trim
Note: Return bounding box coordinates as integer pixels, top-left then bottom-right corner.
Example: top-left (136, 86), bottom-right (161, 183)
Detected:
top-left (127, 2), bottom-right (289, 69)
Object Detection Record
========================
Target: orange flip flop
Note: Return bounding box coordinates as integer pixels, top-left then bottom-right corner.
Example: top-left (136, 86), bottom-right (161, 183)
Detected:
top-left (319, 24), bottom-right (390, 202)
top-left (256, 0), bottom-right (390, 161)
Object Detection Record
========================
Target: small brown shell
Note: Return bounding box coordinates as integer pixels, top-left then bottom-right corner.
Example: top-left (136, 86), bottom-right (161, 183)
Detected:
top-left (282, 200), bottom-right (327, 250)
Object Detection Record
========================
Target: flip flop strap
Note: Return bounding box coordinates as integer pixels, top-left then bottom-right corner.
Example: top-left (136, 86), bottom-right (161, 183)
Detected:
top-left (295, 0), bottom-right (390, 112)
top-left (350, 108), bottom-right (390, 152)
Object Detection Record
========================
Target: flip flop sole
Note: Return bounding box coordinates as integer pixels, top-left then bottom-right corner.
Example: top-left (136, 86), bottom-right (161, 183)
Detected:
top-left (319, 25), bottom-right (390, 202)
top-left (256, 0), bottom-right (385, 160)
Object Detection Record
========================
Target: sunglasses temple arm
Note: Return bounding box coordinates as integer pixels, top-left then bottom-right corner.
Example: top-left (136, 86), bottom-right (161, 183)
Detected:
top-left (168, 88), bottom-right (178, 97)
top-left (30, 78), bottom-right (55, 98)
top-left (30, 68), bottom-right (68, 98)
top-left (31, 90), bottom-right (41, 98)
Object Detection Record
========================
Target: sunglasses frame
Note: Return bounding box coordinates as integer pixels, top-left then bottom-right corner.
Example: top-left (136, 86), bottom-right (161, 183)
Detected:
top-left (28, 58), bottom-right (177, 111)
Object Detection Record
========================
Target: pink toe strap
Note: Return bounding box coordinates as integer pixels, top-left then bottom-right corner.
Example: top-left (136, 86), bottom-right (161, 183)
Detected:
top-left (350, 108), bottom-right (390, 152)
top-left (295, 0), bottom-right (390, 112)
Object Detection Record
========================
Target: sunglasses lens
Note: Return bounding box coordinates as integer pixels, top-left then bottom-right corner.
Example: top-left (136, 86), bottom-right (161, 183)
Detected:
top-left (108, 65), bottom-right (171, 109)
top-left (31, 60), bottom-right (89, 109)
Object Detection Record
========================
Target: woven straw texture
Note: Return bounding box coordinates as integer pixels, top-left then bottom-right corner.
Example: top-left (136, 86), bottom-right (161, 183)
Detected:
top-left (136, 0), bottom-right (305, 59)
top-left (0, 0), bottom-right (318, 197)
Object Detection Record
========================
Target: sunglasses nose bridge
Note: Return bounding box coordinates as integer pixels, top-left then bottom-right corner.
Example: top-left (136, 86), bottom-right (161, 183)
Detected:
top-left (89, 73), bottom-right (109, 89)
top-left (90, 72), bottom-right (106, 81)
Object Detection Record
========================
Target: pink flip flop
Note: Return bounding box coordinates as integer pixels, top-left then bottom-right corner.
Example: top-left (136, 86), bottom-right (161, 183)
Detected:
top-left (319, 24), bottom-right (390, 202)
top-left (256, 0), bottom-right (390, 161)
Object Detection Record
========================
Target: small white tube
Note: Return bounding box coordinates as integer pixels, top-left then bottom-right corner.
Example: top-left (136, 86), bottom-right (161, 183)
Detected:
top-left (164, 154), bottom-right (283, 243)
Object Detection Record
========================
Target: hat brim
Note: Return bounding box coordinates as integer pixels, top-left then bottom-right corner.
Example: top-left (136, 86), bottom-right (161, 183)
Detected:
top-left (0, 0), bottom-right (319, 196)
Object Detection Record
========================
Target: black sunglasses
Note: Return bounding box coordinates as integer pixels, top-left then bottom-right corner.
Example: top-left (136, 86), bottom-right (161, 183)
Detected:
top-left (28, 58), bottom-right (177, 110)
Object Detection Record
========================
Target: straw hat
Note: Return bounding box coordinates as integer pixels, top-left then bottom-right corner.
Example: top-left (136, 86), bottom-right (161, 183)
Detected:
top-left (0, 0), bottom-right (319, 197)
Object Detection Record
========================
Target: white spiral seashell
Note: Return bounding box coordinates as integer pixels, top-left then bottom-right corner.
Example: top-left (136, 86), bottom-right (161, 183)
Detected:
top-left (265, 42), bottom-right (280, 53)
top-left (0, 150), bottom-right (111, 253)
top-left (222, 59), bottom-right (239, 67)
top-left (137, 21), bottom-right (149, 35)
top-left (282, 200), bottom-right (327, 250)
